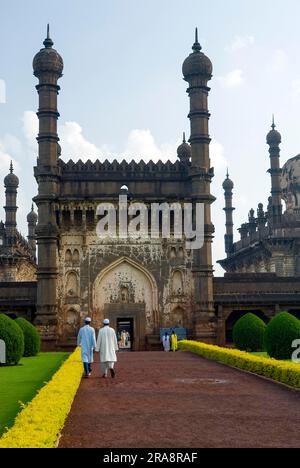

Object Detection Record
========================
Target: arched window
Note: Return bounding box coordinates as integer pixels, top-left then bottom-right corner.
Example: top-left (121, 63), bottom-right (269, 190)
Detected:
top-left (73, 249), bottom-right (80, 264)
top-left (172, 270), bottom-right (183, 295)
top-left (66, 272), bottom-right (79, 297)
top-left (65, 249), bottom-right (72, 263)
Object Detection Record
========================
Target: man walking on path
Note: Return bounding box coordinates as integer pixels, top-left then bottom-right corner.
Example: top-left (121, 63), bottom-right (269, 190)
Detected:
top-left (95, 319), bottom-right (119, 379)
top-left (77, 317), bottom-right (96, 378)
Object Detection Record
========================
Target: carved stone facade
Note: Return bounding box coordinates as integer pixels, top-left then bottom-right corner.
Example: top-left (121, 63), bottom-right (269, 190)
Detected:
top-left (30, 28), bottom-right (216, 350)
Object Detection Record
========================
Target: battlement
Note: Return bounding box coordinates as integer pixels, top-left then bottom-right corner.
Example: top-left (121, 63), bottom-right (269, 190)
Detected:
top-left (60, 158), bottom-right (188, 177)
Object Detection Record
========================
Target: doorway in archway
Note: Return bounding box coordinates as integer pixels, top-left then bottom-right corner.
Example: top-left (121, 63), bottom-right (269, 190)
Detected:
top-left (117, 318), bottom-right (134, 351)
top-left (104, 303), bottom-right (146, 351)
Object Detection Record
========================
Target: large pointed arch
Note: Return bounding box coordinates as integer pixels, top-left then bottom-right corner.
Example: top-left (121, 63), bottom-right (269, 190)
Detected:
top-left (92, 256), bottom-right (159, 312)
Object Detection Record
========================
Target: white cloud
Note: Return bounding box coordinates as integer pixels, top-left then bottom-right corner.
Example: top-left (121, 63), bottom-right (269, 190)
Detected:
top-left (218, 69), bottom-right (244, 88)
top-left (210, 141), bottom-right (228, 172)
top-left (225, 35), bottom-right (255, 52)
top-left (292, 79), bottom-right (300, 103)
top-left (121, 129), bottom-right (176, 163)
top-left (59, 121), bottom-right (108, 161)
top-left (22, 111), bottom-right (38, 150)
top-left (268, 49), bottom-right (288, 73)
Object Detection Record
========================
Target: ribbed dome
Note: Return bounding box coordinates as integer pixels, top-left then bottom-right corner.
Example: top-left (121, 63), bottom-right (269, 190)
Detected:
top-left (27, 205), bottom-right (38, 224)
top-left (223, 172), bottom-right (234, 191)
top-left (177, 133), bottom-right (191, 162)
top-left (267, 121), bottom-right (281, 145)
top-left (4, 162), bottom-right (19, 188)
top-left (33, 26), bottom-right (63, 78)
top-left (183, 29), bottom-right (213, 81)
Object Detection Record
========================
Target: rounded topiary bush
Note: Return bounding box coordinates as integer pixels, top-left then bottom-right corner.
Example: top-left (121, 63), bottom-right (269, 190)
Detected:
top-left (233, 313), bottom-right (266, 352)
top-left (0, 314), bottom-right (24, 365)
top-left (264, 312), bottom-right (300, 360)
top-left (15, 318), bottom-right (40, 357)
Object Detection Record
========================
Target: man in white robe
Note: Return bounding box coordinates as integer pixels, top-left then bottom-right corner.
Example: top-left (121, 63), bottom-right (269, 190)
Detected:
top-left (77, 317), bottom-right (96, 378)
top-left (162, 332), bottom-right (171, 352)
top-left (95, 319), bottom-right (118, 378)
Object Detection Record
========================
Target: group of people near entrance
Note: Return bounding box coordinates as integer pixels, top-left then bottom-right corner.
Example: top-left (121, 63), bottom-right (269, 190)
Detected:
top-left (77, 317), bottom-right (118, 379)
top-left (162, 331), bottom-right (178, 353)
top-left (77, 317), bottom-right (179, 379)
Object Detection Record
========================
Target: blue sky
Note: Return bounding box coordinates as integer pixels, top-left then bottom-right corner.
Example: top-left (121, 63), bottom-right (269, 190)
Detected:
top-left (1, 0), bottom-right (300, 274)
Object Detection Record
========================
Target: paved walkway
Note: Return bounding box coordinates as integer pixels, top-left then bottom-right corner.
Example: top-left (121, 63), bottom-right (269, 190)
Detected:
top-left (59, 351), bottom-right (300, 448)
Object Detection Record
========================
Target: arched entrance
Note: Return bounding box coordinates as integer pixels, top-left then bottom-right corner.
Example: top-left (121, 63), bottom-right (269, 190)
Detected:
top-left (93, 257), bottom-right (159, 351)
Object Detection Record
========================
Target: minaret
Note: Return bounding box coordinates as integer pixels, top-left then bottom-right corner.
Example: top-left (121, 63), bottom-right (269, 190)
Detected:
top-left (4, 162), bottom-right (19, 248)
top-left (182, 29), bottom-right (216, 338)
top-left (27, 204), bottom-right (38, 259)
top-left (222, 171), bottom-right (235, 257)
top-left (267, 117), bottom-right (283, 226)
top-left (33, 25), bottom-right (64, 348)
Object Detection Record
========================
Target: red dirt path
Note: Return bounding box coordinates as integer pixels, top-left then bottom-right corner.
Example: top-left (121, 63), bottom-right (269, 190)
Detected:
top-left (59, 351), bottom-right (300, 448)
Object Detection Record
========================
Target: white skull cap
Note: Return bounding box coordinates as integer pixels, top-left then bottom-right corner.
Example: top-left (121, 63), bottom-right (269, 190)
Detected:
top-left (103, 319), bottom-right (110, 325)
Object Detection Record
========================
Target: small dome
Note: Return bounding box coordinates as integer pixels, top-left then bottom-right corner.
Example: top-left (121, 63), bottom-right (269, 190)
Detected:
top-left (27, 205), bottom-right (38, 224)
top-left (4, 162), bottom-right (19, 188)
top-left (177, 133), bottom-right (191, 162)
top-left (223, 172), bottom-right (234, 191)
top-left (267, 121), bottom-right (281, 145)
top-left (33, 26), bottom-right (63, 78)
top-left (183, 29), bottom-right (213, 81)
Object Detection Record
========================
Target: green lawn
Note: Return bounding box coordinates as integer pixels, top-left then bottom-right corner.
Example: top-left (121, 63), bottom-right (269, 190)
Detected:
top-left (0, 352), bottom-right (69, 436)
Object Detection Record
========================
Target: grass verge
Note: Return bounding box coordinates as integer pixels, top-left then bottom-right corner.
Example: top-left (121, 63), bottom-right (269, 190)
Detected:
top-left (0, 348), bottom-right (82, 448)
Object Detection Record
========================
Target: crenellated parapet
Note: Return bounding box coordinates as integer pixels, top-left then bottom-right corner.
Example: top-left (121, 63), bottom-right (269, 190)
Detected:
top-left (60, 158), bottom-right (189, 177)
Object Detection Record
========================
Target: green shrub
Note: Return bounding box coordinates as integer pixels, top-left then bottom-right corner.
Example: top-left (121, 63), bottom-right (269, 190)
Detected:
top-left (264, 312), bottom-right (300, 360)
top-left (15, 318), bottom-right (40, 357)
top-left (0, 314), bottom-right (24, 365)
top-left (233, 313), bottom-right (266, 352)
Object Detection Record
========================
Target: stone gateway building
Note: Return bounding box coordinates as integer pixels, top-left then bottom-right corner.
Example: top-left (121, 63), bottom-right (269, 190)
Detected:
top-left (1, 28), bottom-right (300, 350)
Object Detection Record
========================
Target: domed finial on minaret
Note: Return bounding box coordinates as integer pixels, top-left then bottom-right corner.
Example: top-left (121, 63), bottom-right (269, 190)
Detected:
top-left (33, 24), bottom-right (63, 78)
top-left (43, 23), bottom-right (54, 49)
top-left (223, 169), bottom-right (234, 191)
top-left (267, 115), bottom-right (281, 145)
top-left (272, 114), bottom-right (275, 130)
top-left (192, 27), bottom-right (202, 52)
top-left (177, 132), bottom-right (191, 164)
top-left (182, 28), bottom-right (212, 80)
top-left (10, 161), bottom-right (13, 173)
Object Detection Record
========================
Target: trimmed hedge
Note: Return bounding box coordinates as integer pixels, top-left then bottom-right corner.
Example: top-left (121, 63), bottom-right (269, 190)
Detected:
top-left (15, 318), bottom-right (40, 357)
top-left (264, 312), bottom-right (300, 360)
top-left (0, 314), bottom-right (24, 365)
top-left (233, 313), bottom-right (266, 352)
top-left (179, 341), bottom-right (300, 389)
top-left (0, 348), bottom-right (82, 448)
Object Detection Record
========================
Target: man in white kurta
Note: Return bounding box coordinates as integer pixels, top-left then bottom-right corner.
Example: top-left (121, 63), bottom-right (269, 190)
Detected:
top-left (77, 317), bottom-right (96, 378)
top-left (95, 319), bottom-right (118, 378)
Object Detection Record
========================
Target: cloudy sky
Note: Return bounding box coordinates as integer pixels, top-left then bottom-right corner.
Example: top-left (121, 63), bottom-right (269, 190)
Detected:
top-left (1, 0), bottom-right (300, 275)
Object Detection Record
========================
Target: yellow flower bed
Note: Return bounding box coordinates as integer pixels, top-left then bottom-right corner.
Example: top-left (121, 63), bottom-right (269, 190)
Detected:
top-left (0, 347), bottom-right (82, 448)
top-left (179, 341), bottom-right (300, 389)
